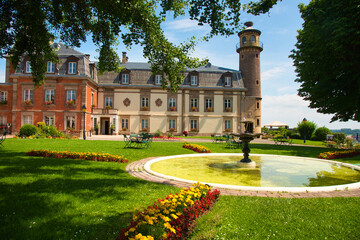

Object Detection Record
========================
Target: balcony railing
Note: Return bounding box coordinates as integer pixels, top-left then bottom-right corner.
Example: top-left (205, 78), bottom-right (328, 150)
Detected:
top-left (236, 41), bottom-right (263, 51)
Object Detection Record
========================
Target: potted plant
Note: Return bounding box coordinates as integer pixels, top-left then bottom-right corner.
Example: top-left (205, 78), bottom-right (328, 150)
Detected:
top-left (225, 128), bottom-right (231, 132)
top-left (183, 130), bottom-right (188, 137)
top-left (24, 100), bottom-right (32, 105)
top-left (206, 107), bottom-right (213, 112)
top-left (0, 100), bottom-right (7, 105)
top-left (141, 127), bottom-right (148, 132)
top-left (94, 124), bottom-right (99, 135)
top-left (66, 100), bottom-right (75, 106)
top-left (225, 107), bottom-right (231, 112)
top-left (142, 106), bottom-right (149, 111)
top-left (191, 128), bottom-right (198, 132)
top-left (169, 127), bottom-right (175, 132)
top-left (169, 106), bottom-right (176, 111)
top-left (191, 106), bottom-right (198, 112)
top-left (45, 100), bottom-right (53, 105)
top-left (110, 124), bottom-right (115, 135)
top-left (91, 104), bottom-right (96, 108)
top-left (105, 105), bottom-right (112, 109)
top-left (122, 127), bottom-right (128, 131)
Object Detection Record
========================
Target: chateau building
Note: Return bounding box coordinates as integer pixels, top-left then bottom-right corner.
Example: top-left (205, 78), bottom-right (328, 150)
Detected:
top-left (0, 22), bottom-right (262, 136)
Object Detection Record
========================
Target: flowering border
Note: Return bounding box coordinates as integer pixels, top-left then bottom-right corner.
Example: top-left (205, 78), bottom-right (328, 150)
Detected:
top-left (182, 142), bottom-right (211, 153)
top-left (26, 149), bottom-right (128, 163)
top-left (317, 149), bottom-right (360, 159)
top-left (117, 183), bottom-right (220, 240)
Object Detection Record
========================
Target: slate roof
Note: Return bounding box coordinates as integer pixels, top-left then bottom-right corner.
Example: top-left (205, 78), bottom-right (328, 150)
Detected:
top-left (52, 42), bottom-right (85, 56)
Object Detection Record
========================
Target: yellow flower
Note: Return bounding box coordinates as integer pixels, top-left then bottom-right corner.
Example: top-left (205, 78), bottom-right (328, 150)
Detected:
top-left (170, 227), bottom-right (176, 233)
top-left (129, 227), bottom-right (136, 232)
top-left (164, 222), bottom-right (171, 229)
top-left (162, 233), bottom-right (168, 239)
top-left (171, 214), bottom-right (178, 219)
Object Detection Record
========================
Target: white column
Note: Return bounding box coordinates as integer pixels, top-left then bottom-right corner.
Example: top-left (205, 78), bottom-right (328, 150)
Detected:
top-left (115, 115), bottom-right (119, 134)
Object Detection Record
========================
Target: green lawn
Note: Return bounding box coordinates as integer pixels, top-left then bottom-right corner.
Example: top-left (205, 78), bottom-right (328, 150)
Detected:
top-left (0, 138), bottom-right (359, 239)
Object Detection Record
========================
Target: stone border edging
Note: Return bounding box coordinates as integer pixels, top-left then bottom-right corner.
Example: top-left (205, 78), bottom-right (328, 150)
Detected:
top-left (127, 157), bottom-right (360, 198)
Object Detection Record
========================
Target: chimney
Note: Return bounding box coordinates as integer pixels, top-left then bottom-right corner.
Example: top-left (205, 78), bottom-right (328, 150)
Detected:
top-left (122, 52), bottom-right (128, 63)
top-left (85, 54), bottom-right (90, 60)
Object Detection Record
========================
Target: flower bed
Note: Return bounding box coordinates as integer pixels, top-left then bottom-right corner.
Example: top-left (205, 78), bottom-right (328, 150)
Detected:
top-left (117, 183), bottom-right (220, 240)
top-left (26, 149), bottom-right (128, 163)
top-left (317, 149), bottom-right (360, 159)
top-left (153, 136), bottom-right (182, 140)
top-left (182, 142), bottom-right (211, 153)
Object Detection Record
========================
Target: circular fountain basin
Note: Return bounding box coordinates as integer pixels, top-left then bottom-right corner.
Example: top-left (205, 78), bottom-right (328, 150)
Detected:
top-left (144, 153), bottom-right (360, 192)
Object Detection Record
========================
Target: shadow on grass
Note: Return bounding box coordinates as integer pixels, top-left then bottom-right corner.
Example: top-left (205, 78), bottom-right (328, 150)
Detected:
top-left (0, 149), bottom-right (171, 239)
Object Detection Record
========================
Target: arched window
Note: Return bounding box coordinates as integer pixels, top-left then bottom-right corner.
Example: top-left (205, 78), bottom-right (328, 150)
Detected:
top-left (242, 36), bottom-right (247, 45)
top-left (250, 35), bottom-right (256, 43)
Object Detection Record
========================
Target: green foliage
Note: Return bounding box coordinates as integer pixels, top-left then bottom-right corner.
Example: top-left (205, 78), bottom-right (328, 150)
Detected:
top-left (290, 0), bottom-right (360, 122)
top-left (297, 121), bottom-right (317, 142)
top-left (313, 127), bottom-right (332, 141)
top-left (261, 127), bottom-right (270, 134)
top-left (18, 124), bottom-right (38, 137)
top-left (154, 129), bottom-right (163, 137)
top-left (1, 0), bottom-right (263, 89)
top-left (333, 133), bottom-right (346, 144)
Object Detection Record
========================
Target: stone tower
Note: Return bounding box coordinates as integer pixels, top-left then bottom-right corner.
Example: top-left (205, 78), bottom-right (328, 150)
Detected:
top-left (237, 21), bottom-right (263, 133)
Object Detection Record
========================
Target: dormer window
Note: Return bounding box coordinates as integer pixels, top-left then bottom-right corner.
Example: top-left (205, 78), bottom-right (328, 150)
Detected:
top-left (47, 61), bottom-right (55, 73)
top-left (225, 77), bottom-right (232, 87)
top-left (68, 62), bottom-right (77, 74)
top-left (25, 61), bottom-right (32, 73)
top-left (191, 75), bottom-right (198, 86)
top-left (122, 74), bottom-right (129, 84)
top-left (155, 75), bottom-right (162, 85)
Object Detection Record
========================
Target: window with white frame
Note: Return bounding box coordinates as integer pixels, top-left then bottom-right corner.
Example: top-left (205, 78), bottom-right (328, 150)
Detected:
top-left (45, 116), bottom-right (55, 126)
top-left (141, 119), bottom-right (149, 130)
top-left (105, 97), bottom-right (113, 107)
top-left (66, 116), bottom-right (75, 129)
top-left (26, 61), bottom-right (32, 73)
top-left (190, 119), bottom-right (198, 130)
top-left (190, 98), bottom-right (198, 111)
top-left (205, 98), bottom-right (213, 110)
top-left (121, 118), bottom-right (129, 130)
top-left (168, 119), bottom-right (176, 130)
top-left (224, 77), bottom-right (232, 86)
top-left (224, 99), bottom-right (231, 110)
top-left (155, 75), bottom-right (162, 85)
top-left (23, 115), bottom-right (33, 125)
top-left (168, 98), bottom-right (176, 109)
top-left (0, 91), bottom-right (7, 103)
top-left (45, 89), bottom-right (55, 104)
top-left (47, 61), bottom-right (55, 73)
top-left (91, 92), bottom-right (94, 106)
top-left (190, 75), bottom-right (198, 86)
top-left (66, 90), bottom-right (76, 101)
top-left (224, 120), bottom-right (231, 130)
top-left (242, 36), bottom-right (247, 44)
top-left (24, 89), bottom-right (33, 102)
top-left (122, 74), bottom-right (129, 84)
top-left (68, 62), bottom-right (77, 74)
top-left (141, 97), bottom-right (149, 108)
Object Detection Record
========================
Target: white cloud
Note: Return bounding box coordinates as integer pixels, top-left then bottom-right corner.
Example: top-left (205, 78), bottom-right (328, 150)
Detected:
top-left (261, 62), bottom-right (292, 82)
top-left (262, 94), bottom-right (359, 129)
top-left (166, 19), bottom-right (210, 32)
top-left (0, 67), bottom-right (5, 83)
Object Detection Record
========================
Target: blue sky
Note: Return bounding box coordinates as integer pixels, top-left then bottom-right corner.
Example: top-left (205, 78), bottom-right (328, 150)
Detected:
top-left (0, 0), bottom-right (358, 129)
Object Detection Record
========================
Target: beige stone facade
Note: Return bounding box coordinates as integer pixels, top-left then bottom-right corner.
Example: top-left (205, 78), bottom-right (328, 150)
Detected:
top-left (0, 23), bottom-right (262, 136)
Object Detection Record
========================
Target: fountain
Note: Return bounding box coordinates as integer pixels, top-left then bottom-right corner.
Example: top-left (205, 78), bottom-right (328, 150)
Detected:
top-left (232, 119), bottom-right (262, 168)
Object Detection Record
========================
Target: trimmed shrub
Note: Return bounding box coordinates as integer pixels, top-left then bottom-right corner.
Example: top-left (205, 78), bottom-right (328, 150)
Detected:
top-left (19, 124), bottom-right (38, 137)
top-left (297, 120), bottom-right (317, 142)
top-left (312, 127), bottom-right (332, 141)
top-left (154, 129), bottom-right (163, 137)
top-left (333, 133), bottom-right (346, 144)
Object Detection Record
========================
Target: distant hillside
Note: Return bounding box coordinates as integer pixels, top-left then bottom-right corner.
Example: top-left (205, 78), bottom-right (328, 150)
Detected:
top-left (331, 129), bottom-right (360, 135)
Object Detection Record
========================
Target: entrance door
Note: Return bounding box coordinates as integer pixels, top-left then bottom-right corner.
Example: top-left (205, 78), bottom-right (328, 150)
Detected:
top-left (101, 118), bottom-right (110, 135)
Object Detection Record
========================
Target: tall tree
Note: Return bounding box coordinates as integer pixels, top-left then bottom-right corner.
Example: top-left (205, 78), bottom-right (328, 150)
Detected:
top-left (1, 0), bottom-right (267, 90)
top-left (290, 0), bottom-right (360, 122)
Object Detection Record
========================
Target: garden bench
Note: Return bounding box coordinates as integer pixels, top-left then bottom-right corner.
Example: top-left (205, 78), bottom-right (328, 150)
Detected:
top-left (225, 135), bottom-right (242, 149)
top-left (274, 137), bottom-right (293, 145)
top-left (124, 133), bottom-right (153, 148)
top-left (0, 132), bottom-right (6, 147)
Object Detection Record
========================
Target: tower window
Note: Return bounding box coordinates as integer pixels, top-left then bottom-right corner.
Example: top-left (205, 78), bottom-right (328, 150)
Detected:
top-left (250, 35), bottom-right (256, 43)
top-left (256, 54), bottom-right (259, 58)
top-left (242, 55), bottom-right (244, 59)
top-left (242, 36), bottom-right (247, 45)
top-left (256, 80), bottom-right (259, 85)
